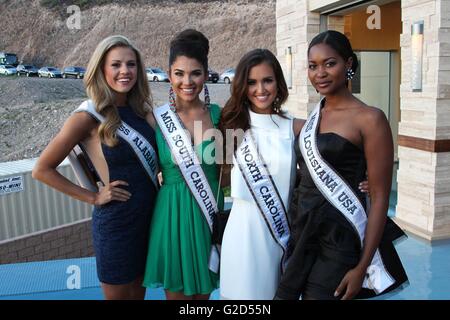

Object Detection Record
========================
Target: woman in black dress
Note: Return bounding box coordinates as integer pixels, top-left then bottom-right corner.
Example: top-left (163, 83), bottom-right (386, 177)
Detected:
top-left (275, 30), bottom-right (408, 300)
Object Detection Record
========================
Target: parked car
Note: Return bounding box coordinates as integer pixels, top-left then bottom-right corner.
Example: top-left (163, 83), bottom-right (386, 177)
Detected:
top-left (146, 67), bottom-right (168, 82)
top-left (220, 68), bottom-right (235, 84)
top-left (0, 64), bottom-right (17, 75)
top-left (62, 66), bottom-right (86, 79)
top-left (16, 64), bottom-right (39, 77)
top-left (38, 67), bottom-right (62, 78)
top-left (208, 69), bottom-right (219, 83)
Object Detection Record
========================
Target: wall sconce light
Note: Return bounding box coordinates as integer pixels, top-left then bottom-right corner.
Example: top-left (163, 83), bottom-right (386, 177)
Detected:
top-left (411, 21), bottom-right (424, 92)
top-left (286, 46), bottom-right (292, 89)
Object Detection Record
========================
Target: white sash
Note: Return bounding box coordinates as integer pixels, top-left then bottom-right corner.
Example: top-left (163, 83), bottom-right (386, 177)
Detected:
top-left (299, 99), bottom-right (395, 294)
top-left (153, 103), bottom-right (220, 273)
top-left (234, 131), bottom-right (291, 273)
top-left (74, 100), bottom-right (159, 190)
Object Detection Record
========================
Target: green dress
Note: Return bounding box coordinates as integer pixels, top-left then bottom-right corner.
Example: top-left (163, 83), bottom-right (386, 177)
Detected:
top-left (143, 103), bottom-right (224, 295)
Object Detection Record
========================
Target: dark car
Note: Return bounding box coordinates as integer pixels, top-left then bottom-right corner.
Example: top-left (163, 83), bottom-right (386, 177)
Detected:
top-left (208, 69), bottom-right (219, 83)
top-left (16, 64), bottom-right (39, 77)
top-left (62, 66), bottom-right (86, 79)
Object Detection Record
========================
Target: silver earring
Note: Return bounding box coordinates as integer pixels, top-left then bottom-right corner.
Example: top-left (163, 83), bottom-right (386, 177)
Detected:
top-left (273, 96), bottom-right (281, 113)
top-left (346, 68), bottom-right (355, 80)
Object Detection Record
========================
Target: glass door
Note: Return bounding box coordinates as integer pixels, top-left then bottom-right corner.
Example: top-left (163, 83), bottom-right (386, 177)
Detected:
top-left (351, 51), bottom-right (399, 207)
top-left (351, 51), bottom-right (399, 161)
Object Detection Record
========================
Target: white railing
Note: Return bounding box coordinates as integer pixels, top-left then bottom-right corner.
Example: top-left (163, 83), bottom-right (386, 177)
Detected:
top-left (0, 158), bottom-right (92, 242)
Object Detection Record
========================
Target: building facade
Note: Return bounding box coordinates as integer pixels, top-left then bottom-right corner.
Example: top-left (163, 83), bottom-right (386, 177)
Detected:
top-left (276, 0), bottom-right (450, 240)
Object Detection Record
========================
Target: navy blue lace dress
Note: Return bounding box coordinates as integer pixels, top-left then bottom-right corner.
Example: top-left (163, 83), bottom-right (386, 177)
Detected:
top-left (91, 106), bottom-right (158, 285)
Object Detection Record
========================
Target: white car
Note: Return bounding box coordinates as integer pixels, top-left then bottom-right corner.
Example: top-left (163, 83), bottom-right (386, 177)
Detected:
top-left (0, 65), bottom-right (17, 75)
top-left (38, 67), bottom-right (62, 78)
top-left (146, 67), bottom-right (169, 82)
top-left (220, 68), bottom-right (235, 84)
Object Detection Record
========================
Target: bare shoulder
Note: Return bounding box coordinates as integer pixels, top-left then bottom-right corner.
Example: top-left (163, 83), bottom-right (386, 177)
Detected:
top-left (354, 103), bottom-right (390, 140)
top-left (63, 111), bottom-right (98, 138)
top-left (293, 118), bottom-right (306, 137)
top-left (357, 104), bottom-right (388, 126)
top-left (36, 111), bottom-right (98, 166)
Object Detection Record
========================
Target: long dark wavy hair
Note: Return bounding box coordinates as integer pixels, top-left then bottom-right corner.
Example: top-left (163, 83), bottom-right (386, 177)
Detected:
top-left (219, 49), bottom-right (289, 166)
top-left (219, 48), bottom-right (288, 134)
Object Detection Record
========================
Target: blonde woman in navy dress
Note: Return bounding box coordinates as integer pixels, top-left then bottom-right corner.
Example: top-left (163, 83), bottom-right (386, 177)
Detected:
top-left (33, 35), bottom-right (158, 300)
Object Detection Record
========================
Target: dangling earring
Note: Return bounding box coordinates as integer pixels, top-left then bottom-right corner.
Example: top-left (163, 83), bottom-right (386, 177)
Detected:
top-left (203, 84), bottom-right (211, 108)
top-left (346, 68), bottom-right (355, 80)
top-left (169, 86), bottom-right (176, 111)
top-left (273, 96), bottom-right (281, 113)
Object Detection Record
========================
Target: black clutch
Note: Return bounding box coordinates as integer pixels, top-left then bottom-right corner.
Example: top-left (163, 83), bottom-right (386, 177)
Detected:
top-left (212, 209), bottom-right (230, 245)
top-left (211, 166), bottom-right (230, 245)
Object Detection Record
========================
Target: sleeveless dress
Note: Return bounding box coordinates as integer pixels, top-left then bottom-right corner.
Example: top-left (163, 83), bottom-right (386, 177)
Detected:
top-left (275, 133), bottom-right (408, 300)
top-left (91, 106), bottom-right (158, 285)
top-left (220, 110), bottom-right (296, 300)
top-left (143, 103), bottom-right (224, 296)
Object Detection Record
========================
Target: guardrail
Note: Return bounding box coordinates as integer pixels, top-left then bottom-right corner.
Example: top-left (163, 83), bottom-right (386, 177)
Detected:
top-left (0, 158), bottom-right (92, 242)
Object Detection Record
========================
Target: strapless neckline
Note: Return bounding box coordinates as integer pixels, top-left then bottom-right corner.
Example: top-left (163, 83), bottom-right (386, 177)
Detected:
top-left (317, 132), bottom-right (363, 153)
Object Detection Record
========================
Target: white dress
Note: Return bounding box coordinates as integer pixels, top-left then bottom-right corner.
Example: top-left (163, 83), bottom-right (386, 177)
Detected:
top-left (220, 110), bottom-right (296, 300)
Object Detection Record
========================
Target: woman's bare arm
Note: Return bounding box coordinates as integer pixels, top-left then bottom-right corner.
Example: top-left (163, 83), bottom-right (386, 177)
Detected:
top-left (32, 112), bottom-right (131, 205)
top-left (335, 107), bottom-right (393, 299)
top-left (293, 118), bottom-right (305, 137)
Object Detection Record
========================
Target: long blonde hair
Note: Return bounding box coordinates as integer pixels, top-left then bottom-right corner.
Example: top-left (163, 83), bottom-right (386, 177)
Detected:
top-left (84, 35), bottom-right (152, 147)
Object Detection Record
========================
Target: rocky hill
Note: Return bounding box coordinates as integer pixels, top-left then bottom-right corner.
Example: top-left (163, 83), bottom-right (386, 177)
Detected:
top-left (0, 0), bottom-right (276, 162)
top-left (0, 77), bottom-right (232, 162)
top-left (0, 0), bottom-right (276, 72)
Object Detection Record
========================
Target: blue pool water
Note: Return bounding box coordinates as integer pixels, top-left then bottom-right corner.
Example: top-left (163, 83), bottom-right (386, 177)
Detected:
top-left (1, 171), bottom-right (449, 300)
top-left (0, 234), bottom-right (449, 300)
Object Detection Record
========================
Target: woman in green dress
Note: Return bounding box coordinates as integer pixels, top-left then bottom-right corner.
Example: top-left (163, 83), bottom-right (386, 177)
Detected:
top-left (143, 29), bottom-right (224, 300)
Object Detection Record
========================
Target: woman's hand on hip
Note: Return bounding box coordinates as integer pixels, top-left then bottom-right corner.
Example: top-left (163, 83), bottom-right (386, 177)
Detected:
top-left (94, 180), bottom-right (131, 205)
top-left (334, 266), bottom-right (366, 300)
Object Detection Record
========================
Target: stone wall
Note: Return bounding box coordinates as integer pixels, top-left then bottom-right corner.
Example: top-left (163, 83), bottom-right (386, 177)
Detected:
top-left (276, 0), bottom-right (321, 119)
top-left (275, 0), bottom-right (450, 240)
top-left (396, 0), bottom-right (450, 240)
top-left (0, 219), bottom-right (94, 264)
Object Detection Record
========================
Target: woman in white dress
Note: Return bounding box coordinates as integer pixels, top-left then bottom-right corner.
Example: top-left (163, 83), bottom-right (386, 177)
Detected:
top-left (218, 48), bottom-right (370, 300)
top-left (218, 49), bottom-right (302, 299)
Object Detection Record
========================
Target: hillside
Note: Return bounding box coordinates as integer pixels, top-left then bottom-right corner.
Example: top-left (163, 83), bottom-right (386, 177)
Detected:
top-left (0, 0), bottom-right (276, 72)
top-left (0, 77), bottom-right (232, 162)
